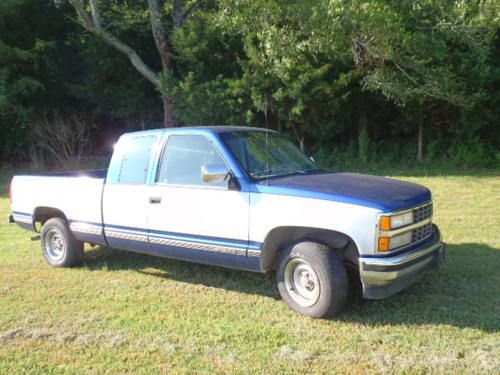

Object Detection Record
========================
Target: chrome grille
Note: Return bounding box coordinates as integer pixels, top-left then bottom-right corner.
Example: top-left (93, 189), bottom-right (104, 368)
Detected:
top-left (412, 223), bottom-right (433, 242)
top-left (377, 201), bottom-right (434, 253)
top-left (413, 202), bottom-right (433, 223)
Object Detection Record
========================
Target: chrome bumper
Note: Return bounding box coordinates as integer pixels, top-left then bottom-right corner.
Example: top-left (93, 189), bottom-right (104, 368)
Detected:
top-left (359, 231), bottom-right (446, 299)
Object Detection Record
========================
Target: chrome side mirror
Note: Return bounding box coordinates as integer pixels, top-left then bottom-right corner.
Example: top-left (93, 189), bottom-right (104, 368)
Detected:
top-left (201, 164), bottom-right (229, 183)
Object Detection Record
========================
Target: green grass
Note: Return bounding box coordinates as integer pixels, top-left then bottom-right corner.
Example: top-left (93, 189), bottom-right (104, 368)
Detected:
top-left (0, 168), bottom-right (499, 374)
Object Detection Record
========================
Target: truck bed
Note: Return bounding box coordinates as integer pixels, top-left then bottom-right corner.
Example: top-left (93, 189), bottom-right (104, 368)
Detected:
top-left (10, 169), bottom-right (107, 233)
top-left (30, 169), bottom-right (108, 178)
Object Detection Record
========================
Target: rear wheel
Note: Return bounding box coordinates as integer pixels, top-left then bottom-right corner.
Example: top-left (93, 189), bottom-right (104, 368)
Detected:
top-left (41, 218), bottom-right (83, 267)
top-left (277, 241), bottom-right (348, 318)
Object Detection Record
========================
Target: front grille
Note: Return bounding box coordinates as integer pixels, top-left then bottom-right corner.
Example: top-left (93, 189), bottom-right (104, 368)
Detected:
top-left (412, 223), bottom-right (433, 242)
top-left (378, 201), bottom-right (434, 252)
top-left (413, 202), bottom-right (433, 223)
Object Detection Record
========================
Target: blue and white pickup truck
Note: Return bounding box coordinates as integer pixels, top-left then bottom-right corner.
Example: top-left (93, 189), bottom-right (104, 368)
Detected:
top-left (9, 127), bottom-right (446, 318)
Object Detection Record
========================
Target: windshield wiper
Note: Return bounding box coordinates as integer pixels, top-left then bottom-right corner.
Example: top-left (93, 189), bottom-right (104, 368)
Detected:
top-left (285, 168), bottom-right (329, 175)
top-left (251, 167), bottom-right (290, 178)
top-left (303, 168), bottom-right (329, 173)
top-left (251, 167), bottom-right (329, 180)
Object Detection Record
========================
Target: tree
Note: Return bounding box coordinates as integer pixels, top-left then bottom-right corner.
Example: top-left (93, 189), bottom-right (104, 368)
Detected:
top-left (0, 0), bottom-right (81, 160)
top-left (217, 0), bottom-right (351, 151)
top-left (68, 0), bottom-right (200, 127)
top-left (339, 0), bottom-right (497, 162)
top-left (31, 112), bottom-right (93, 168)
top-left (1, 0), bottom-right (498, 166)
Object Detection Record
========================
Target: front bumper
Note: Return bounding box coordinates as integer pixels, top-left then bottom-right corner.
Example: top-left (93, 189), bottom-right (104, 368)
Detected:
top-left (359, 228), bottom-right (446, 299)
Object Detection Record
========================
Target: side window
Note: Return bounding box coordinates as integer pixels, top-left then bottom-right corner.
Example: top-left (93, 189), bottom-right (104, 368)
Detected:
top-left (118, 135), bottom-right (157, 184)
top-left (157, 135), bottom-right (226, 186)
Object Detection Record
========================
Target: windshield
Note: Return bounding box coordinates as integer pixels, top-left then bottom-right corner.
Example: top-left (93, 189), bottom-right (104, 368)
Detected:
top-left (219, 131), bottom-right (319, 179)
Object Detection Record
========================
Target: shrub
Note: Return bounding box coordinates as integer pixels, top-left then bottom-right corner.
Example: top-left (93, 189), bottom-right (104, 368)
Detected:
top-left (30, 112), bottom-right (94, 169)
top-left (449, 137), bottom-right (496, 167)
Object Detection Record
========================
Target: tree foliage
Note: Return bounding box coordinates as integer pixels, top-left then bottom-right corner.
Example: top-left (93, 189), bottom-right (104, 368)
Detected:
top-left (0, 0), bottom-right (498, 166)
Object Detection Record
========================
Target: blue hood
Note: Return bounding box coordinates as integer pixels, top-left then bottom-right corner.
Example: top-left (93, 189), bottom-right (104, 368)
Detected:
top-left (255, 172), bottom-right (431, 212)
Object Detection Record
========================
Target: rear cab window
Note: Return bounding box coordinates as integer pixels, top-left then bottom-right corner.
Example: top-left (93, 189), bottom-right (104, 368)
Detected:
top-left (115, 135), bottom-right (158, 184)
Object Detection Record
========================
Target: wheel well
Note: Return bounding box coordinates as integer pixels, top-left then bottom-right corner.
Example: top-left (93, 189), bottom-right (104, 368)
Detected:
top-left (261, 226), bottom-right (359, 271)
top-left (33, 207), bottom-right (67, 229)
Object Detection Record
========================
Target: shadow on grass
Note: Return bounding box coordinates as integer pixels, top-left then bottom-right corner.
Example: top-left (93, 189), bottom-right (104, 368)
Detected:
top-left (84, 245), bottom-right (280, 300)
top-left (84, 242), bottom-right (499, 332)
top-left (340, 243), bottom-right (500, 332)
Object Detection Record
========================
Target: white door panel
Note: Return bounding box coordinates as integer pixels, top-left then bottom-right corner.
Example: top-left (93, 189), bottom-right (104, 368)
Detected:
top-left (103, 184), bottom-right (149, 229)
top-left (148, 185), bottom-right (249, 241)
top-left (146, 134), bottom-right (251, 263)
top-left (103, 184), bottom-right (150, 251)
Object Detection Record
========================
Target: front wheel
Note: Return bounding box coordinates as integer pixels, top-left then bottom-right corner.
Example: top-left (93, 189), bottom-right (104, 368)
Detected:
top-left (276, 241), bottom-right (348, 319)
top-left (41, 217), bottom-right (84, 267)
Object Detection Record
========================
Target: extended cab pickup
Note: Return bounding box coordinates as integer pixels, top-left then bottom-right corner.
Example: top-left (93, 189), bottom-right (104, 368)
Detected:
top-left (9, 127), bottom-right (446, 318)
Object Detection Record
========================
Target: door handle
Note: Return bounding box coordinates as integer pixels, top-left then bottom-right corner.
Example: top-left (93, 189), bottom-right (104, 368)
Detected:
top-left (149, 197), bottom-right (162, 204)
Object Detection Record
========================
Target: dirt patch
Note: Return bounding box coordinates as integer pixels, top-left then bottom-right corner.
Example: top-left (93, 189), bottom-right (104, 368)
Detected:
top-left (0, 328), bottom-right (128, 348)
top-left (0, 328), bottom-right (24, 341)
top-left (133, 337), bottom-right (184, 354)
top-left (108, 334), bottom-right (128, 348)
top-left (370, 347), bottom-right (500, 374)
top-left (471, 346), bottom-right (500, 373)
top-left (274, 345), bottom-right (313, 362)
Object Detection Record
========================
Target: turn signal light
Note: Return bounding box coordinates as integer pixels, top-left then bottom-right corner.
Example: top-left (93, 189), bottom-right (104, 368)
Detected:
top-left (378, 237), bottom-right (390, 252)
top-left (380, 216), bottom-right (391, 231)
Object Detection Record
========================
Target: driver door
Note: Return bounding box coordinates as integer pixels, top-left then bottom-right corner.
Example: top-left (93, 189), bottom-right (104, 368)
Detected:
top-left (147, 134), bottom-right (251, 266)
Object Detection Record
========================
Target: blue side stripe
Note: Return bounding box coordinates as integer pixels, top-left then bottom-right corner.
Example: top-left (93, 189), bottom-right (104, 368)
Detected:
top-left (74, 221), bottom-right (262, 252)
top-left (247, 242), bottom-right (262, 250)
top-left (150, 231), bottom-right (245, 249)
top-left (148, 229), bottom-right (261, 250)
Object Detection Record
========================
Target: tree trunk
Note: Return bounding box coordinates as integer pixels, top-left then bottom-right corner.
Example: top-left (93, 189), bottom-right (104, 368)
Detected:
top-left (70, 0), bottom-right (174, 126)
top-left (69, 0), bottom-right (160, 87)
top-left (148, 0), bottom-right (177, 128)
top-left (417, 108), bottom-right (423, 163)
top-left (289, 122), bottom-right (305, 152)
top-left (299, 137), bottom-right (305, 152)
top-left (162, 96), bottom-right (175, 128)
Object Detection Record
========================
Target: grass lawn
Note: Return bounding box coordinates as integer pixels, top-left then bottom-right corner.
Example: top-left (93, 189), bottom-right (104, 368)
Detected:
top-left (0, 167), bottom-right (499, 374)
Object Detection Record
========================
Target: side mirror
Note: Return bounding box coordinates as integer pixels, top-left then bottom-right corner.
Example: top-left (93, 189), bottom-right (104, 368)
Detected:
top-left (201, 164), bottom-right (229, 183)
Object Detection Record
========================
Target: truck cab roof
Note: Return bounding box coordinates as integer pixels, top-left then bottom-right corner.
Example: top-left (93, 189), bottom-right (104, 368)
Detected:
top-left (122, 126), bottom-right (272, 138)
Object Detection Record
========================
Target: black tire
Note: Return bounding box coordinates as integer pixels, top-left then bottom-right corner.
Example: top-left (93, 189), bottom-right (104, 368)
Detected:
top-left (276, 241), bottom-right (348, 319)
top-left (41, 217), bottom-right (84, 267)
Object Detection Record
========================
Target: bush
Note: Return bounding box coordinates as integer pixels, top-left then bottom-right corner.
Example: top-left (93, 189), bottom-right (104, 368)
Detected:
top-left (449, 137), bottom-right (496, 167)
top-left (30, 112), bottom-right (95, 169)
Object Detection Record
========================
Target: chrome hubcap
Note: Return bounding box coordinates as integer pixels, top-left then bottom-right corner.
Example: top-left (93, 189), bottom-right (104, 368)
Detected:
top-left (45, 229), bottom-right (65, 262)
top-left (284, 258), bottom-right (320, 307)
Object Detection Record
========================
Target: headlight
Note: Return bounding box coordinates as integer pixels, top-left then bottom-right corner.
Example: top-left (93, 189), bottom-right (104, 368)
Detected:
top-left (378, 231), bottom-right (412, 252)
top-left (378, 210), bottom-right (415, 252)
top-left (391, 212), bottom-right (413, 228)
top-left (390, 232), bottom-right (412, 249)
top-left (379, 211), bottom-right (413, 230)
